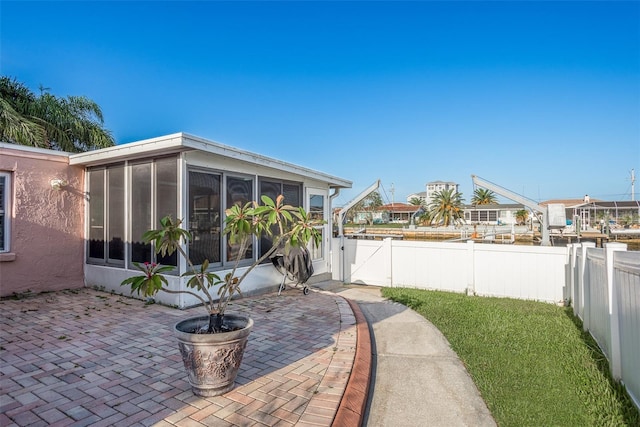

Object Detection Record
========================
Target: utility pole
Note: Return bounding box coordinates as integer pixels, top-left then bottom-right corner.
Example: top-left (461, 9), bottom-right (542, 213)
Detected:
top-left (631, 169), bottom-right (636, 201)
top-left (390, 183), bottom-right (395, 206)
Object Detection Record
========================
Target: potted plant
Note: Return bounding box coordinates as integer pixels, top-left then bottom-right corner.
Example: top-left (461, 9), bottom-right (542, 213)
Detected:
top-left (121, 195), bottom-right (323, 396)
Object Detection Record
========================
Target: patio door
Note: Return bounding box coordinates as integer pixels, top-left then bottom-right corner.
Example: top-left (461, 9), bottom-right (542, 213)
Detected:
top-left (307, 189), bottom-right (327, 261)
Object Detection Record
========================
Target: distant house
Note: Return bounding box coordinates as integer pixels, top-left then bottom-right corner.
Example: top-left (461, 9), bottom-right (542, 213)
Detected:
top-left (462, 199), bottom-right (640, 229)
top-left (1, 134), bottom-right (352, 303)
top-left (351, 203), bottom-right (421, 224)
top-left (463, 203), bottom-right (525, 225)
top-left (352, 202), bottom-right (523, 226)
top-left (380, 203), bottom-right (422, 223)
top-left (541, 199), bottom-right (640, 230)
top-left (352, 209), bottom-right (388, 224)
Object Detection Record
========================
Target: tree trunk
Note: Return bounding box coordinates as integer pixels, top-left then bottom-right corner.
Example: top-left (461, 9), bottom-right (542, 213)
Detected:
top-left (208, 313), bottom-right (224, 333)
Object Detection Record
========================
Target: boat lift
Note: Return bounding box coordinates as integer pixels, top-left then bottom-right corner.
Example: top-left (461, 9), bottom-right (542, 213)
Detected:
top-left (335, 179), bottom-right (381, 282)
top-left (471, 175), bottom-right (566, 246)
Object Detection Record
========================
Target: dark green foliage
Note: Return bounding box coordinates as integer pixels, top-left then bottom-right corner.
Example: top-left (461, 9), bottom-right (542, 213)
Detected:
top-left (428, 188), bottom-right (465, 226)
top-left (0, 76), bottom-right (115, 152)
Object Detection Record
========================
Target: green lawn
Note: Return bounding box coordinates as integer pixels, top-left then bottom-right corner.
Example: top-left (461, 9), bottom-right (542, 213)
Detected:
top-left (381, 287), bottom-right (639, 427)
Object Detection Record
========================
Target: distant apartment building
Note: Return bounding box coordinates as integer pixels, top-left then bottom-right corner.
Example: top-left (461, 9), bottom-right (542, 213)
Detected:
top-left (425, 181), bottom-right (459, 205)
top-left (406, 182), bottom-right (460, 206)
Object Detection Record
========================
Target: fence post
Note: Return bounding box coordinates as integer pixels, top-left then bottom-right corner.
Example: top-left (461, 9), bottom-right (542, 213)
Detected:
top-left (579, 242), bottom-right (596, 328)
top-left (383, 237), bottom-right (393, 287)
top-left (340, 235), bottom-right (350, 283)
top-left (333, 236), bottom-right (344, 282)
top-left (466, 240), bottom-right (475, 295)
top-left (605, 242), bottom-right (627, 380)
top-left (569, 244), bottom-right (578, 312)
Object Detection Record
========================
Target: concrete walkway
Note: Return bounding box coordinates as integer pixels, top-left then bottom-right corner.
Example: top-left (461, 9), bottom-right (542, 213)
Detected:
top-left (329, 284), bottom-right (497, 427)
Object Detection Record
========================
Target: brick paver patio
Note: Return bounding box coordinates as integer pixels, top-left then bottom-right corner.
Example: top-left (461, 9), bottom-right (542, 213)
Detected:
top-left (0, 287), bottom-right (357, 427)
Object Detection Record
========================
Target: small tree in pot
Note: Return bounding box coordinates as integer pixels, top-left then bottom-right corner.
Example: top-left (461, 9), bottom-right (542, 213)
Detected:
top-left (121, 195), bottom-right (323, 396)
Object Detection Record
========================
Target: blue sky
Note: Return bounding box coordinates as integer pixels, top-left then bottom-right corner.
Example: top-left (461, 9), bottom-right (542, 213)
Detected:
top-left (2, 1), bottom-right (639, 206)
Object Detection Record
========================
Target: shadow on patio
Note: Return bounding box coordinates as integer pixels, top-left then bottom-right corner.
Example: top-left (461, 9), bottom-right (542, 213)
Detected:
top-left (0, 287), bottom-right (357, 426)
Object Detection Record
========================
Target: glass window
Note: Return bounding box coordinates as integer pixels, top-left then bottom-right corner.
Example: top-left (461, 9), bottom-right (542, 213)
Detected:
top-left (227, 176), bottom-right (253, 207)
top-left (88, 158), bottom-right (178, 268)
top-left (309, 193), bottom-right (325, 260)
top-left (283, 183), bottom-right (301, 207)
top-left (88, 169), bottom-right (105, 260)
top-left (107, 165), bottom-right (125, 262)
top-left (259, 179), bottom-right (281, 259)
top-left (156, 158), bottom-right (178, 266)
top-left (130, 159), bottom-right (179, 267)
top-left (258, 179), bottom-right (302, 259)
top-left (259, 180), bottom-right (280, 204)
top-left (89, 165), bottom-right (126, 264)
top-left (156, 158), bottom-right (178, 223)
top-left (473, 210), bottom-right (498, 222)
top-left (130, 162), bottom-right (152, 264)
top-left (0, 173), bottom-right (10, 252)
top-left (309, 194), bottom-right (324, 220)
top-left (188, 171), bottom-right (221, 266)
top-left (226, 176), bottom-right (253, 263)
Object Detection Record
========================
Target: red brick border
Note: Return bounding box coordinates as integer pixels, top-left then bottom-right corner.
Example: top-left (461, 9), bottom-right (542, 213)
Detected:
top-left (332, 298), bottom-right (372, 427)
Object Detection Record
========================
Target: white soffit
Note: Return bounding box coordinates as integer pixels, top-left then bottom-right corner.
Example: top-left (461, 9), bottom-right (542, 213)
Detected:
top-left (68, 133), bottom-right (185, 166)
top-left (0, 142), bottom-right (73, 160)
top-left (69, 132), bottom-right (352, 188)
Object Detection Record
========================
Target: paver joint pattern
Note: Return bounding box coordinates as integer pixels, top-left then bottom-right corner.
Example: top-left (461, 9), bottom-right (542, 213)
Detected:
top-left (0, 287), bottom-right (357, 427)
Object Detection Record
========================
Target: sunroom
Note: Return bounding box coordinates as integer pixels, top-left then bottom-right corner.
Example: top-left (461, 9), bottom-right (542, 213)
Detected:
top-left (69, 133), bottom-right (352, 308)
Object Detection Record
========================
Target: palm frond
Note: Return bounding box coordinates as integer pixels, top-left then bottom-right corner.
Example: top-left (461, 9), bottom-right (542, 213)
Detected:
top-left (0, 75), bottom-right (115, 152)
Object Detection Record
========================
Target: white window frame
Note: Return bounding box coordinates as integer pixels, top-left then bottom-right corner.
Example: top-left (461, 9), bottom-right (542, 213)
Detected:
top-left (86, 157), bottom-right (179, 269)
top-left (307, 188), bottom-right (327, 261)
top-left (187, 168), bottom-right (224, 268)
top-left (0, 172), bottom-right (10, 253)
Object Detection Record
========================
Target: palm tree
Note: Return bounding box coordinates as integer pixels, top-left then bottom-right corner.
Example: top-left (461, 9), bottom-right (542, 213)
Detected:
top-left (471, 188), bottom-right (498, 206)
top-left (428, 188), bottom-right (465, 227)
top-left (417, 211), bottom-right (432, 226)
top-left (515, 209), bottom-right (529, 225)
top-left (409, 197), bottom-right (425, 207)
top-left (0, 76), bottom-right (115, 152)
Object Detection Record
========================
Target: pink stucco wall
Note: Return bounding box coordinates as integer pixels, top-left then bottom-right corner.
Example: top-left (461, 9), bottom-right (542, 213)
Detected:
top-left (0, 145), bottom-right (85, 297)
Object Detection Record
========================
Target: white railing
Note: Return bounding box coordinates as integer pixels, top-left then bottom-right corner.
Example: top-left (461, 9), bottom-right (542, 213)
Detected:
top-left (332, 237), bottom-right (640, 410)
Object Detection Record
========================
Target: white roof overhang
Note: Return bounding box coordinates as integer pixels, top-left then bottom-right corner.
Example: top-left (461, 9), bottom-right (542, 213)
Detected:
top-left (69, 132), bottom-right (352, 189)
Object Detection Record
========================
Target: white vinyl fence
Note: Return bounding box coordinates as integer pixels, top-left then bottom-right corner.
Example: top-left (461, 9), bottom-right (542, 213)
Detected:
top-left (571, 242), bottom-right (640, 410)
top-left (331, 237), bottom-right (640, 409)
top-left (333, 238), bottom-right (568, 303)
